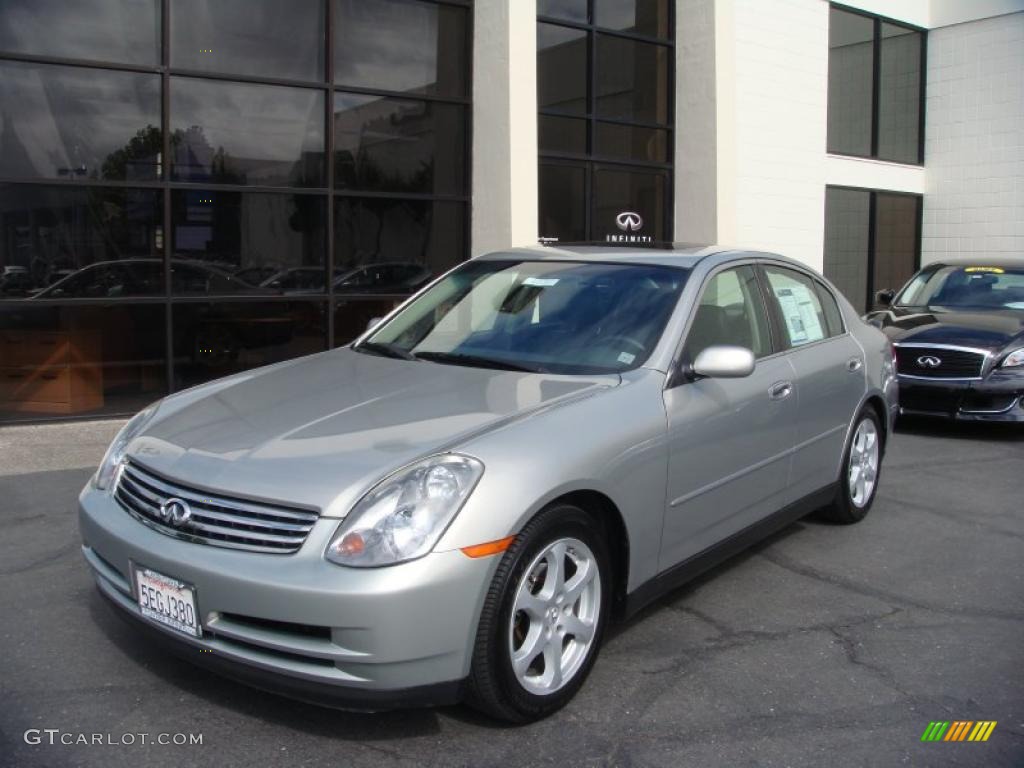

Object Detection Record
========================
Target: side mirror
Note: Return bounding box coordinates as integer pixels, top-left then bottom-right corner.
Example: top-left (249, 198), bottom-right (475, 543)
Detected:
top-left (691, 345), bottom-right (756, 379)
top-left (366, 316), bottom-right (383, 332)
top-left (875, 289), bottom-right (895, 307)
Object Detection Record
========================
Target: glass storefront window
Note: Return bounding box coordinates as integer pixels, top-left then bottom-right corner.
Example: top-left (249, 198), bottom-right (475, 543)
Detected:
top-left (0, 0), bottom-right (159, 66)
top-left (0, 0), bottom-right (471, 423)
top-left (537, 23), bottom-right (587, 115)
top-left (594, 34), bottom-right (669, 125)
top-left (170, 78), bottom-right (325, 188)
top-left (594, 0), bottom-right (670, 39)
top-left (539, 116), bottom-right (588, 156)
top-left (334, 0), bottom-right (468, 98)
top-left (827, 7), bottom-right (924, 163)
top-left (538, 164), bottom-right (586, 243)
top-left (878, 23), bottom-right (923, 164)
top-left (538, 4), bottom-right (673, 244)
top-left (0, 185), bottom-right (163, 299)
top-left (0, 303), bottom-right (167, 420)
top-left (592, 166), bottom-right (667, 241)
top-left (538, 0), bottom-right (588, 24)
top-left (827, 8), bottom-right (874, 158)
top-left (171, 191), bottom-right (326, 296)
top-left (334, 198), bottom-right (463, 281)
top-left (823, 186), bottom-right (921, 312)
top-left (172, 301), bottom-right (327, 390)
top-left (0, 61), bottom-right (161, 182)
top-left (171, 0), bottom-right (326, 82)
top-left (594, 122), bottom-right (668, 163)
top-left (333, 94), bottom-right (466, 195)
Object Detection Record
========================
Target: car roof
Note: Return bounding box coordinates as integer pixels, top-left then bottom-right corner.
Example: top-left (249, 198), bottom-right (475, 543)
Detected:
top-left (923, 256), bottom-right (1024, 269)
top-left (476, 244), bottom-right (795, 270)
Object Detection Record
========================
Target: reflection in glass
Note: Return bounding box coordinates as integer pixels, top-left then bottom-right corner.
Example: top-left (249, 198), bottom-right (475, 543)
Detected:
top-left (334, 198), bottom-right (463, 280)
top-left (0, 0), bottom-right (159, 66)
top-left (538, 0), bottom-right (588, 23)
top-left (823, 187), bottom-right (871, 312)
top-left (593, 167), bottom-right (667, 240)
top-left (170, 78), bottom-right (325, 187)
top-left (171, 191), bottom-right (326, 295)
top-left (595, 35), bottom-right (669, 125)
top-left (595, 0), bottom-right (670, 39)
top-left (538, 24), bottom-right (587, 115)
top-left (333, 94), bottom-right (466, 195)
top-left (878, 23), bottom-right (922, 164)
top-left (333, 298), bottom-right (402, 347)
top-left (172, 0), bottom-right (325, 82)
top-left (0, 185), bottom-right (163, 299)
top-left (538, 164), bottom-right (586, 243)
top-left (827, 8), bottom-right (874, 157)
top-left (594, 122), bottom-right (668, 162)
top-left (0, 61), bottom-right (161, 181)
top-left (335, 0), bottom-right (468, 98)
top-left (539, 115), bottom-right (587, 155)
top-left (0, 303), bottom-right (166, 421)
top-left (873, 193), bottom-right (920, 297)
top-left (173, 301), bottom-right (327, 390)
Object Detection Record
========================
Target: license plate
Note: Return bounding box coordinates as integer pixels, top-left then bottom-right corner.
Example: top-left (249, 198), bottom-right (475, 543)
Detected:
top-left (132, 565), bottom-right (201, 638)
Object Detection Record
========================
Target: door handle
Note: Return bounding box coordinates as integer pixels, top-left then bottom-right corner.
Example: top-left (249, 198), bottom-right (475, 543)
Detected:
top-left (847, 357), bottom-right (863, 373)
top-left (769, 381), bottom-right (793, 401)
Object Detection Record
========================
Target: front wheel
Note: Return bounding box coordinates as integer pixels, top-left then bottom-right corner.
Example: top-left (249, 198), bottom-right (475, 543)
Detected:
top-left (819, 407), bottom-right (882, 524)
top-left (465, 504), bottom-right (610, 723)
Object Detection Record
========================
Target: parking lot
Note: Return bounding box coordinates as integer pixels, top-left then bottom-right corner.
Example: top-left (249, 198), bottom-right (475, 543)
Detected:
top-left (1, 417), bottom-right (1022, 767)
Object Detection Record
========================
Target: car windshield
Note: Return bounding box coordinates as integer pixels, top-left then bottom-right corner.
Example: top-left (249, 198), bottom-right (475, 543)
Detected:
top-left (356, 259), bottom-right (688, 374)
top-left (896, 265), bottom-right (1024, 310)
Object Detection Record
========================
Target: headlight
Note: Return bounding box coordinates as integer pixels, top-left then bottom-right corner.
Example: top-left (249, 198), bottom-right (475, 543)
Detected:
top-left (1000, 347), bottom-right (1024, 368)
top-left (325, 454), bottom-right (483, 568)
top-left (92, 404), bottom-right (158, 490)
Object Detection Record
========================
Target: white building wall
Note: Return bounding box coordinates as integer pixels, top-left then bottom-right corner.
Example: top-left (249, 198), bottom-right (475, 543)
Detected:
top-left (921, 11), bottom-right (1024, 264)
top-left (730, 0), bottom-right (830, 269)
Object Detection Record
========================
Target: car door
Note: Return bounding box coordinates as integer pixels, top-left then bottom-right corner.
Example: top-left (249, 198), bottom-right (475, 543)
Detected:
top-left (660, 264), bottom-right (799, 570)
top-left (760, 264), bottom-right (865, 502)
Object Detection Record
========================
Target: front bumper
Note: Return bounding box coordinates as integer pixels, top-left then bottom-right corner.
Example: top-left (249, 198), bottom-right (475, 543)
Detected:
top-left (79, 485), bottom-right (497, 709)
top-left (897, 369), bottom-right (1024, 422)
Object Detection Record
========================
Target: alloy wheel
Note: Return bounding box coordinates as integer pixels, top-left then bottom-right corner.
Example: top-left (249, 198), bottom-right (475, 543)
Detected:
top-left (848, 417), bottom-right (880, 508)
top-left (508, 537), bottom-right (601, 695)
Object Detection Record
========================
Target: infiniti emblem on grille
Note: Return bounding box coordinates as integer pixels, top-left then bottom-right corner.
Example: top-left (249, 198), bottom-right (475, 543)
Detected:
top-left (159, 497), bottom-right (192, 527)
top-left (917, 355), bottom-right (942, 368)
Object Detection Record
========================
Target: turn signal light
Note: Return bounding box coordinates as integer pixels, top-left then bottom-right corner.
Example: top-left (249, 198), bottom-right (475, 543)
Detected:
top-left (461, 535), bottom-right (516, 558)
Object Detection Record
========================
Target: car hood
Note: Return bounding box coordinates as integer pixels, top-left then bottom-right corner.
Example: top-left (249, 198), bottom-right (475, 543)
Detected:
top-left (870, 306), bottom-right (1024, 351)
top-left (129, 349), bottom-right (618, 516)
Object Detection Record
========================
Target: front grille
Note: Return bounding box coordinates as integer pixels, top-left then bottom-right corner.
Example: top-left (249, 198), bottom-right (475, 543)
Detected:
top-left (895, 345), bottom-right (987, 379)
top-left (115, 460), bottom-right (319, 554)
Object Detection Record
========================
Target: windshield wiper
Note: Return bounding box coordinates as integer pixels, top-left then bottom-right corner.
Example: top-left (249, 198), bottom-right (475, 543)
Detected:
top-left (353, 341), bottom-right (418, 361)
top-left (414, 351), bottom-right (545, 373)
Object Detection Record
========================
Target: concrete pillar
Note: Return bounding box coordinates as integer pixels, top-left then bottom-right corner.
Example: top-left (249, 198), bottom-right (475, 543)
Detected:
top-left (471, 0), bottom-right (539, 256)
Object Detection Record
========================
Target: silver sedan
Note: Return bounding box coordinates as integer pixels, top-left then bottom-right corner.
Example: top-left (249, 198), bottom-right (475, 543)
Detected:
top-left (78, 245), bottom-right (898, 722)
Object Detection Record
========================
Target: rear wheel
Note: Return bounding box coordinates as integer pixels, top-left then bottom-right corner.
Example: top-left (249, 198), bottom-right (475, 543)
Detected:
top-left (819, 407), bottom-right (882, 524)
top-left (465, 504), bottom-right (610, 723)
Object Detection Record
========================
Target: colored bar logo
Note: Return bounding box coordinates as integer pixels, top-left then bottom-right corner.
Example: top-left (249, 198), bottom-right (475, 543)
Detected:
top-left (921, 721), bottom-right (997, 742)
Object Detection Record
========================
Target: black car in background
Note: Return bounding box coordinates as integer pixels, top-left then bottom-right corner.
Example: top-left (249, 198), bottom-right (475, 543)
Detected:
top-left (867, 258), bottom-right (1024, 422)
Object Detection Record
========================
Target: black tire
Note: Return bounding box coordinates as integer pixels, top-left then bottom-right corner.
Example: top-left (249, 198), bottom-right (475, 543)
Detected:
top-left (818, 406), bottom-right (883, 524)
top-left (465, 503), bottom-right (611, 723)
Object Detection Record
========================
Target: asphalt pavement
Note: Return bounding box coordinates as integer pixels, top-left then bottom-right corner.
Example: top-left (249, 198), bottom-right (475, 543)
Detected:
top-left (1, 417), bottom-right (1022, 767)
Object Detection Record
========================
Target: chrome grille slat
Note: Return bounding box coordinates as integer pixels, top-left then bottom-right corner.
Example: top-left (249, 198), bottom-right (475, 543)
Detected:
top-left (894, 344), bottom-right (987, 380)
top-left (114, 460), bottom-right (318, 554)
top-left (121, 465), bottom-right (318, 524)
top-left (119, 474), bottom-right (313, 533)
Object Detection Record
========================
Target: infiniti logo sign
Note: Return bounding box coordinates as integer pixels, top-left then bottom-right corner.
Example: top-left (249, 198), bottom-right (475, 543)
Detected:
top-left (917, 355), bottom-right (942, 368)
top-left (615, 211), bottom-right (643, 231)
top-left (159, 497), bottom-right (192, 528)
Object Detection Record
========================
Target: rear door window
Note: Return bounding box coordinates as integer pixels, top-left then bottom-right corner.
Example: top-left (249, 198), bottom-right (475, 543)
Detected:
top-left (763, 266), bottom-right (830, 348)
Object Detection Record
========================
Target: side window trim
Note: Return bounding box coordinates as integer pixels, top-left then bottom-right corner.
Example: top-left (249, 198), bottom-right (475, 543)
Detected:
top-left (814, 279), bottom-right (846, 336)
top-left (753, 263), bottom-right (788, 355)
